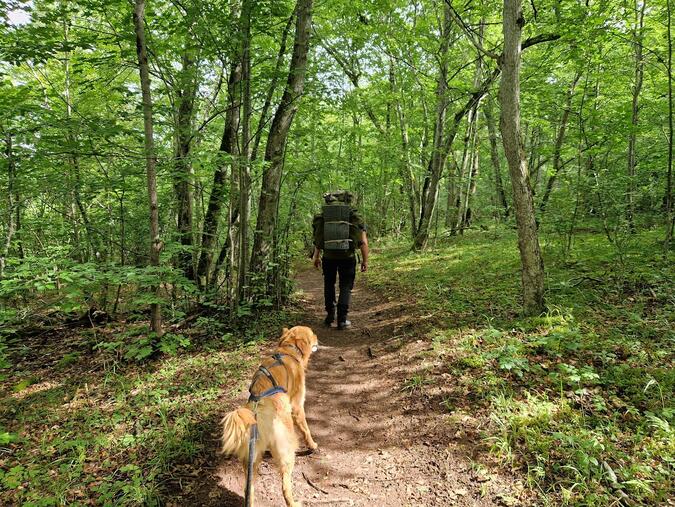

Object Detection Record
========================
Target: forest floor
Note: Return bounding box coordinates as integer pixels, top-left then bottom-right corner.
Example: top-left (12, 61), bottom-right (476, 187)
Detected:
top-left (205, 268), bottom-right (527, 507)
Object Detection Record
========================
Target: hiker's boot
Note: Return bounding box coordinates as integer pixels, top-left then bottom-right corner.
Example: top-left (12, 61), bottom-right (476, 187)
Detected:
top-left (337, 320), bottom-right (351, 330)
top-left (323, 308), bottom-right (336, 327)
top-left (337, 304), bottom-right (350, 330)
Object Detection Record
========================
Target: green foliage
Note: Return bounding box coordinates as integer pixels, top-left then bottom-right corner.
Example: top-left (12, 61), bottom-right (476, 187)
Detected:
top-left (0, 337), bottom-right (261, 505)
top-left (369, 227), bottom-right (674, 505)
top-left (0, 252), bottom-right (198, 336)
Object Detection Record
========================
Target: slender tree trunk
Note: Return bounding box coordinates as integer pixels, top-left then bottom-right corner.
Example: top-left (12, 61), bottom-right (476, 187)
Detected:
top-left (446, 156), bottom-right (457, 227)
top-left (250, 0), bottom-right (314, 280)
top-left (196, 59), bottom-right (241, 289)
top-left (627, 0), bottom-right (647, 233)
top-left (666, 0), bottom-right (674, 247)
top-left (133, 0), bottom-right (163, 336)
top-left (525, 126), bottom-right (539, 191)
top-left (461, 124), bottom-right (482, 231)
top-left (567, 77), bottom-right (591, 257)
top-left (412, 18), bottom-right (506, 250)
top-left (456, 21), bottom-right (485, 233)
top-left (450, 116), bottom-right (474, 231)
top-left (390, 55), bottom-right (419, 236)
top-left (14, 172), bottom-right (23, 260)
top-left (1, 133), bottom-right (17, 279)
top-left (173, 48), bottom-right (197, 281)
top-left (413, 3), bottom-right (452, 249)
top-left (499, 0), bottom-right (546, 315)
top-left (452, 110), bottom-right (478, 234)
top-left (410, 22), bottom-right (560, 246)
top-left (540, 71), bottom-right (581, 213)
top-left (251, 10), bottom-right (295, 162)
top-left (484, 96), bottom-right (509, 218)
top-left (63, 18), bottom-right (95, 261)
top-left (237, 0), bottom-right (253, 302)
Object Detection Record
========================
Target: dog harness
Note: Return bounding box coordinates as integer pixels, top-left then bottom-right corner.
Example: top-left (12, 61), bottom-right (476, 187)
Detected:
top-left (247, 349), bottom-right (303, 402)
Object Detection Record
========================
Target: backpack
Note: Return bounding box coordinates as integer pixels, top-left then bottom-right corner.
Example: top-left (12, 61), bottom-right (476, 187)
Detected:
top-left (322, 201), bottom-right (352, 250)
top-left (312, 194), bottom-right (361, 251)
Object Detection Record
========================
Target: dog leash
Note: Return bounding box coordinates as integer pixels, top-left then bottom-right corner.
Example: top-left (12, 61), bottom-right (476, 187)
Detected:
top-left (244, 421), bottom-right (258, 507)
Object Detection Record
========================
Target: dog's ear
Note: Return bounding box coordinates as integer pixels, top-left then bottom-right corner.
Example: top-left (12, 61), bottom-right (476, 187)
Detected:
top-left (278, 327), bottom-right (292, 345)
top-left (291, 335), bottom-right (310, 358)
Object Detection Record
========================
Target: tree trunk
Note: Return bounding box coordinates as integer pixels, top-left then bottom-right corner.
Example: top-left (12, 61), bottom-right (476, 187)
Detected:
top-left (455, 20), bottom-right (485, 233)
top-left (251, 10), bottom-right (295, 162)
top-left (196, 59), bottom-right (241, 289)
top-left (250, 0), bottom-right (314, 280)
top-left (461, 124), bottom-right (482, 231)
top-left (499, 0), bottom-right (546, 315)
top-left (237, 0), bottom-right (253, 302)
top-left (390, 55), bottom-right (419, 237)
top-left (63, 18), bottom-right (95, 261)
top-left (446, 155), bottom-right (458, 228)
top-left (1, 133), bottom-right (17, 279)
top-left (174, 49), bottom-right (197, 280)
top-left (452, 110), bottom-right (478, 233)
top-left (411, 15), bottom-right (515, 249)
top-left (666, 0), bottom-right (674, 247)
top-left (539, 71), bottom-right (581, 213)
top-left (627, 0), bottom-right (647, 233)
top-left (484, 96), bottom-right (509, 218)
top-left (133, 0), bottom-right (163, 336)
top-left (413, 3), bottom-right (452, 249)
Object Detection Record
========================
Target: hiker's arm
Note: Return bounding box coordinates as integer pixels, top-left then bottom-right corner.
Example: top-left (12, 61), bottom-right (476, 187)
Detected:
top-left (360, 231), bottom-right (369, 272)
top-left (312, 247), bottom-right (322, 269)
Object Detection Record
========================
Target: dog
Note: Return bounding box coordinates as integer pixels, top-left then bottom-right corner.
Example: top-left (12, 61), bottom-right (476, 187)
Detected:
top-left (221, 326), bottom-right (319, 507)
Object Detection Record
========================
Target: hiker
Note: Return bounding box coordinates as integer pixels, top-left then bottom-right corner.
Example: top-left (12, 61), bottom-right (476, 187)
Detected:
top-left (312, 190), bottom-right (369, 330)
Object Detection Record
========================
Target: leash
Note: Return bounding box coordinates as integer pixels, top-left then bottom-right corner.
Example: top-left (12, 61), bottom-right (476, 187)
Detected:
top-left (244, 422), bottom-right (258, 507)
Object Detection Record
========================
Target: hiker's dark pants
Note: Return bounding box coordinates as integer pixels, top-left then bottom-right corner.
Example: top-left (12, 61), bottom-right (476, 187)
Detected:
top-left (322, 257), bottom-right (356, 322)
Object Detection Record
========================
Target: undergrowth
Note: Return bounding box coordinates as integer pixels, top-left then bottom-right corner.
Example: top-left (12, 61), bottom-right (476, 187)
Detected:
top-left (368, 227), bottom-right (674, 506)
top-left (0, 309), bottom-right (293, 505)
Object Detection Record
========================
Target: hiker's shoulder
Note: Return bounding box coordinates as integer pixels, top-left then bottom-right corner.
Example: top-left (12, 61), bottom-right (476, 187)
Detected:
top-left (350, 207), bottom-right (365, 222)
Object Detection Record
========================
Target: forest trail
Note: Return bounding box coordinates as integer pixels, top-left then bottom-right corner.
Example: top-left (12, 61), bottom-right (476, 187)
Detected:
top-left (199, 269), bottom-right (526, 507)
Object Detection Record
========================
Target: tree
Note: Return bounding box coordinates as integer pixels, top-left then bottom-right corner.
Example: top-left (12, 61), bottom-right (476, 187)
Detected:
top-left (0, 132), bottom-right (17, 278)
top-left (484, 95), bottom-right (509, 218)
top-left (133, 0), bottom-right (163, 336)
top-left (539, 71), bottom-right (581, 214)
top-left (499, 0), bottom-right (546, 315)
top-left (250, 0), bottom-right (314, 281)
top-left (666, 0), bottom-right (675, 247)
top-left (627, 0), bottom-right (647, 233)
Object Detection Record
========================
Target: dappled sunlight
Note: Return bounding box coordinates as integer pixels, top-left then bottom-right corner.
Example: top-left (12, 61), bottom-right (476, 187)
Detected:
top-left (9, 380), bottom-right (63, 401)
top-left (209, 267), bottom-right (531, 507)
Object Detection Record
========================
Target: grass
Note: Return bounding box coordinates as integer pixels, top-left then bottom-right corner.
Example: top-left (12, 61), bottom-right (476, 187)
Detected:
top-left (0, 310), bottom-right (295, 505)
top-left (367, 226), bottom-right (674, 506)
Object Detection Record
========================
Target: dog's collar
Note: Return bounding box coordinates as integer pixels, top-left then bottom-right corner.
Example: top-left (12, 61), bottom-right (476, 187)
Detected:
top-left (278, 343), bottom-right (305, 362)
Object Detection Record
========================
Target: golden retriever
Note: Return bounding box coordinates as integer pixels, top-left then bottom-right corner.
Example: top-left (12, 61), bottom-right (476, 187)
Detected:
top-left (221, 326), bottom-right (319, 507)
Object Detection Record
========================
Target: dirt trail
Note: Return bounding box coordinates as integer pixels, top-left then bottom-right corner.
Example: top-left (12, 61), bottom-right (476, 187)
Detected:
top-left (194, 270), bottom-right (525, 506)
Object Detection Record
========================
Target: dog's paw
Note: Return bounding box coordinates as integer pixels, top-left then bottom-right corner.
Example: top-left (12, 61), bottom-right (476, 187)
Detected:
top-left (308, 441), bottom-right (318, 451)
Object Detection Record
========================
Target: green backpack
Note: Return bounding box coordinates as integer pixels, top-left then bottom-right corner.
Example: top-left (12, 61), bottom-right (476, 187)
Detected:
top-left (313, 191), bottom-right (361, 251)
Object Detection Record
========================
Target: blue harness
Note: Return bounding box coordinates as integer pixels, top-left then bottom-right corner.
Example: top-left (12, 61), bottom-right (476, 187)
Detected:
top-left (247, 352), bottom-right (298, 402)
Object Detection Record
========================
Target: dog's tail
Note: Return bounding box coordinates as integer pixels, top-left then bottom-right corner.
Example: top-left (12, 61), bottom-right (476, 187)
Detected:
top-left (221, 407), bottom-right (256, 461)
